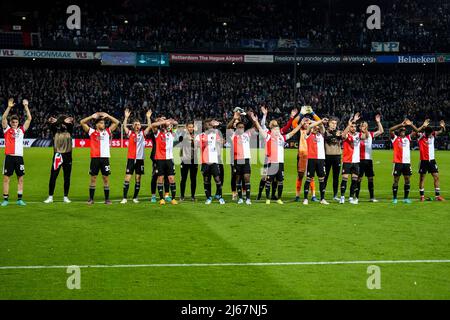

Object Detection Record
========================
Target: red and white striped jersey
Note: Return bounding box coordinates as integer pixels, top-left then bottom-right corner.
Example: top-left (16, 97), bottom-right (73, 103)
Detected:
top-left (342, 132), bottom-right (361, 163)
top-left (306, 132), bottom-right (325, 160)
top-left (127, 130), bottom-right (145, 160)
top-left (3, 126), bottom-right (25, 156)
top-left (231, 132), bottom-right (251, 161)
top-left (154, 130), bottom-right (175, 160)
top-left (88, 128), bottom-right (111, 158)
top-left (196, 131), bottom-right (221, 164)
top-left (265, 133), bottom-right (286, 163)
top-left (360, 131), bottom-right (375, 160)
top-left (418, 132), bottom-right (435, 161)
top-left (391, 134), bottom-right (411, 164)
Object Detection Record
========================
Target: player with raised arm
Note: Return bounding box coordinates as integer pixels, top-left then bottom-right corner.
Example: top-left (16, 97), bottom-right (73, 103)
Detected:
top-left (229, 111), bottom-right (257, 205)
top-left (303, 118), bottom-right (329, 205)
top-left (354, 114), bottom-right (384, 202)
top-left (389, 119), bottom-right (423, 204)
top-left (1, 98), bottom-right (32, 206)
top-left (196, 119), bottom-right (225, 205)
top-left (150, 117), bottom-right (179, 205)
top-left (120, 108), bottom-right (152, 204)
top-left (80, 112), bottom-right (120, 205)
top-left (43, 115), bottom-right (74, 204)
top-left (250, 112), bottom-right (302, 205)
top-left (227, 107), bottom-right (246, 201)
top-left (417, 119), bottom-right (446, 201)
top-left (339, 113), bottom-right (367, 205)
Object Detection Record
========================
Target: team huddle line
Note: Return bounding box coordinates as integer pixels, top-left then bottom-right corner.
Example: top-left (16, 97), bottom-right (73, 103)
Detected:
top-left (1, 100), bottom-right (446, 206)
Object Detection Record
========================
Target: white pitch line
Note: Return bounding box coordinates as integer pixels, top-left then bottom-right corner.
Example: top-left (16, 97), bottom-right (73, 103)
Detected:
top-left (1, 259), bottom-right (449, 270)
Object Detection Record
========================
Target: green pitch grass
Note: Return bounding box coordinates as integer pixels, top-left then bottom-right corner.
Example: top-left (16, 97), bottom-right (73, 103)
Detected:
top-left (0, 148), bottom-right (449, 299)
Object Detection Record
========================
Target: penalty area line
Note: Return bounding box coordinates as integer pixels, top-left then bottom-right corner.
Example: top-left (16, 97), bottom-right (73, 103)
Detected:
top-left (1, 259), bottom-right (450, 270)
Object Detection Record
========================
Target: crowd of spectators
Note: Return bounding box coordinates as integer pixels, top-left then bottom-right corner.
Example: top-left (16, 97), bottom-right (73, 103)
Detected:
top-left (5, 0), bottom-right (449, 53)
top-left (1, 66), bottom-right (449, 139)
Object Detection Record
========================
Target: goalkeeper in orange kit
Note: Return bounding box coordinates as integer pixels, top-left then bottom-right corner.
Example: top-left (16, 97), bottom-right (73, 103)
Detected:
top-left (291, 106), bottom-right (322, 202)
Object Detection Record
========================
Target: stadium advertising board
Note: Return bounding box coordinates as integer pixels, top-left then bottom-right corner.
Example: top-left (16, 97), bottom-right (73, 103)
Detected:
top-left (244, 55), bottom-right (274, 63)
top-left (371, 41), bottom-right (400, 52)
top-left (0, 49), bottom-right (96, 60)
top-left (274, 55), bottom-right (376, 64)
top-left (101, 52), bottom-right (136, 66)
top-left (136, 53), bottom-right (169, 67)
top-left (376, 54), bottom-right (436, 63)
top-left (170, 53), bottom-right (244, 63)
top-left (0, 139), bottom-right (36, 147)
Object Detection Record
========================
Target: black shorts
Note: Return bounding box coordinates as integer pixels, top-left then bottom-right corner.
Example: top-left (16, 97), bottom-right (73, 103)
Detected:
top-left (201, 163), bottom-right (220, 178)
top-left (359, 160), bottom-right (375, 178)
top-left (307, 159), bottom-right (326, 178)
top-left (266, 162), bottom-right (284, 181)
top-left (392, 163), bottom-right (412, 176)
top-left (342, 162), bottom-right (360, 176)
top-left (233, 159), bottom-right (251, 175)
top-left (155, 159), bottom-right (175, 177)
top-left (89, 158), bottom-right (111, 176)
top-left (3, 155), bottom-right (25, 177)
top-left (126, 159), bottom-right (145, 175)
top-left (419, 160), bottom-right (438, 174)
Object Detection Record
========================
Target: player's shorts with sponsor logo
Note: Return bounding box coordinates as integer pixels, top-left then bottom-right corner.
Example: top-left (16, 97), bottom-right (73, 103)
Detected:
top-left (155, 159), bottom-right (175, 177)
top-left (3, 155), bottom-right (25, 177)
top-left (297, 152), bottom-right (308, 173)
top-left (359, 159), bottom-right (375, 178)
top-left (201, 163), bottom-right (221, 177)
top-left (342, 162), bottom-right (360, 176)
top-left (392, 163), bottom-right (412, 176)
top-left (89, 157), bottom-right (111, 176)
top-left (418, 160), bottom-right (438, 174)
top-left (126, 159), bottom-right (145, 175)
top-left (307, 159), bottom-right (326, 178)
top-left (233, 159), bottom-right (251, 175)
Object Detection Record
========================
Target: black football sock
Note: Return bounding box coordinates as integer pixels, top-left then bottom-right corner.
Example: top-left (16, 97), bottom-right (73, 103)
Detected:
top-left (245, 183), bottom-right (251, 200)
top-left (349, 179), bottom-right (357, 198)
top-left (271, 180), bottom-right (277, 199)
top-left (157, 183), bottom-right (164, 199)
top-left (392, 184), bottom-right (398, 199)
top-left (368, 181), bottom-right (374, 199)
top-left (340, 180), bottom-right (347, 197)
top-left (204, 182), bottom-right (211, 199)
top-left (257, 179), bottom-right (265, 199)
top-left (3, 194), bottom-right (8, 201)
top-left (265, 181), bottom-right (271, 200)
top-left (215, 182), bottom-right (223, 198)
top-left (133, 182), bottom-right (140, 199)
top-left (89, 186), bottom-right (95, 200)
top-left (277, 182), bottom-right (283, 199)
top-left (404, 184), bottom-right (410, 199)
top-left (435, 188), bottom-right (440, 196)
top-left (18, 192), bottom-right (23, 200)
top-left (355, 181), bottom-right (361, 199)
top-left (170, 183), bottom-right (176, 199)
top-left (104, 187), bottom-right (110, 201)
top-left (151, 174), bottom-right (157, 195)
top-left (304, 180), bottom-right (311, 200)
top-left (123, 181), bottom-right (130, 199)
top-left (319, 180), bottom-right (326, 201)
top-left (420, 188), bottom-right (425, 196)
top-left (237, 182), bottom-right (243, 199)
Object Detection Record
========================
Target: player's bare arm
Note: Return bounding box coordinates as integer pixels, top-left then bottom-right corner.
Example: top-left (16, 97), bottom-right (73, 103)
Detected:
top-left (389, 120), bottom-right (407, 135)
top-left (373, 114), bottom-right (384, 138)
top-left (80, 113), bottom-right (98, 133)
top-left (436, 120), bottom-right (446, 135)
top-left (250, 113), bottom-right (267, 139)
top-left (2, 98), bottom-right (14, 129)
top-left (22, 99), bottom-right (32, 131)
top-left (143, 110), bottom-right (153, 135)
top-left (286, 119), bottom-right (304, 140)
top-left (103, 113), bottom-right (120, 132)
top-left (123, 108), bottom-right (131, 135)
